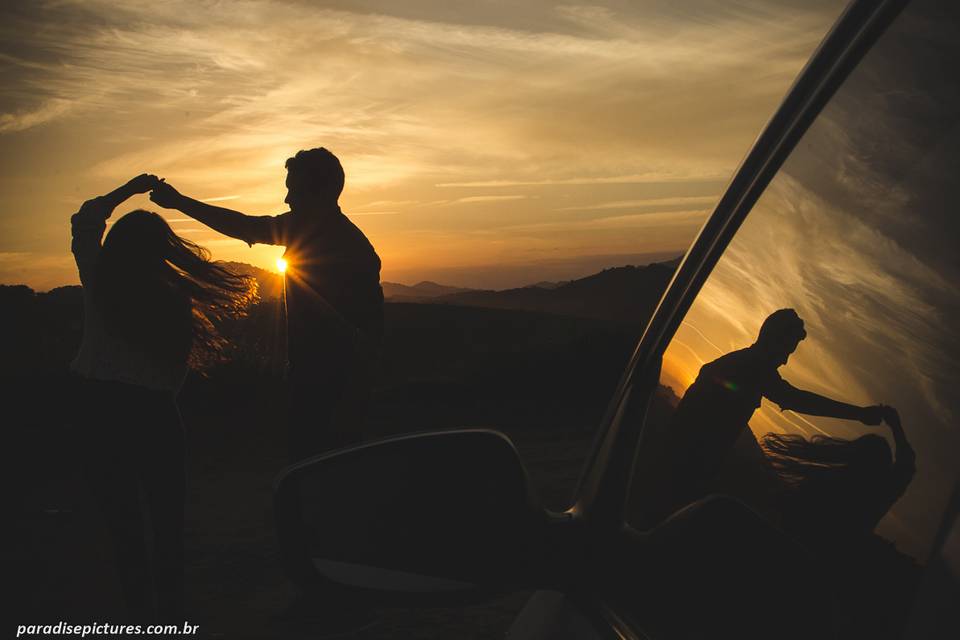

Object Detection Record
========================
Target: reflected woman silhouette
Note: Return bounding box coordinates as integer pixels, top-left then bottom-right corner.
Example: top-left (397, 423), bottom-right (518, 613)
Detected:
top-left (762, 408), bottom-right (918, 637)
top-left (69, 174), bottom-right (255, 621)
top-left (761, 406), bottom-right (914, 545)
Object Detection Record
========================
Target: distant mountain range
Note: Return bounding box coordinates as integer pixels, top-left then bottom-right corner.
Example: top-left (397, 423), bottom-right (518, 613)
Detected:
top-left (420, 261), bottom-right (678, 324)
top-left (215, 257), bottom-right (681, 325)
top-left (5, 257), bottom-right (680, 338)
top-left (218, 261), bottom-right (285, 299)
top-left (380, 279), bottom-right (571, 300)
top-left (524, 280), bottom-right (569, 290)
top-left (381, 281), bottom-right (476, 301)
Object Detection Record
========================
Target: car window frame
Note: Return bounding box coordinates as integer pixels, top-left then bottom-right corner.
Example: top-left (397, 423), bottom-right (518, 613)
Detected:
top-left (570, 0), bottom-right (911, 535)
top-left (559, 0), bottom-right (916, 636)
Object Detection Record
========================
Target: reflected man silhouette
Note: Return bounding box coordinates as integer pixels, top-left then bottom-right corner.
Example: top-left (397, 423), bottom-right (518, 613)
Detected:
top-left (664, 308), bottom-right (885, 512)
top-left (150, 148), bottom-right (383, 459)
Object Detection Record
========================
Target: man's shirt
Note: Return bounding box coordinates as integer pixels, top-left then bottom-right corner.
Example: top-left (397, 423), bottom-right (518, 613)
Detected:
top-left (236, 207), bottom-right (384, 364)
top-left (670, 347), bottom-right (795, 468)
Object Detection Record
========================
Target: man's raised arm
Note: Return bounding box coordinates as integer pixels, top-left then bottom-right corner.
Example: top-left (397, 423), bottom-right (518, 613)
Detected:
top-left (765, 377), bottom-right (884, 425)
top-left (149, 181), bottom-right (278, 246)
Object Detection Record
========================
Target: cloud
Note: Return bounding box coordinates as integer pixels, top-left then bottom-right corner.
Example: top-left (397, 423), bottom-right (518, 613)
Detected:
top-left (556, 195), bottom-right (719, 211)
top-left (1, 0), bottom-right (835, 178)
top-left (494, 208), bottom-right (710, 233)
top-left (354, 199), bottom-right (419, 209)
top-left (435, 174), bottom-right (728, 188)
top-left (451, 195), bottom-right (527, 204)
top-left (0, 251), bottom-right (32, 263)
top-left (0, 0), bottom-right (842, 288)
top-left (0, 98), bottom-right (73, 133)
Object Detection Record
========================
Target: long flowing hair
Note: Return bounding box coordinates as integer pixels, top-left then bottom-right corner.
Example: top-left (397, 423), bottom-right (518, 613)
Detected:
top-left (94, 210), bottom-right (257, 370)
top-left (761, 431), bottom-right (895, 538)
top-left (761, 432), bottom-right (892, 490)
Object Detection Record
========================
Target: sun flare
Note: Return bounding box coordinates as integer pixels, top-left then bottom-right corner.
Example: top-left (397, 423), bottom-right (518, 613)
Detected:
top-left (276, 258), bottom-right (288, 274)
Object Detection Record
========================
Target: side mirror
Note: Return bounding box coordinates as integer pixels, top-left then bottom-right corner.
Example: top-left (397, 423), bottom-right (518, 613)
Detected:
top-left (274, 429), bottom-right (552, 605)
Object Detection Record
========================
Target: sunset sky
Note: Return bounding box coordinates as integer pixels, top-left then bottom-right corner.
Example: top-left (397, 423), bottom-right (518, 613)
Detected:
top-left (1, 0), bottom-right (843, 290)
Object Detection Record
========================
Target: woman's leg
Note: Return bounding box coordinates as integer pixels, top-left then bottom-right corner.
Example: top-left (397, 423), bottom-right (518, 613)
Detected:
top-left (77, 380), bottom-right (155, 621)
top-left (139, 398), bottom-right (186, 623)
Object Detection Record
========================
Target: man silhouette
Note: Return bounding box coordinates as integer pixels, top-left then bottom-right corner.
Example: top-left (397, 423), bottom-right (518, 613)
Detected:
top-left (150, 148), bottom-right (383, 459)
top-left (663, 308), bottom-right (885, 513)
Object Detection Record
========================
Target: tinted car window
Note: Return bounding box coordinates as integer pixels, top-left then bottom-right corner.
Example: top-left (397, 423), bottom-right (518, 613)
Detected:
top-left (624, 0), bottom-right (959, 635)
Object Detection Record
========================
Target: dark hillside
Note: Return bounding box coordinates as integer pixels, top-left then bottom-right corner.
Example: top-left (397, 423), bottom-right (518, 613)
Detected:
top-left (428, 262), bottom-right (675, 324)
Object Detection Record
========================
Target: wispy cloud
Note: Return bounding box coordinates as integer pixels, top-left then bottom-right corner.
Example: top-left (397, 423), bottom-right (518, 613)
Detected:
top-left (0, 251), bottom-right (32, 263)
top-left (435, 174), bottom-right (727, 188)
top-left (556, 195), bottom-right (719, 211)
top-left (0, 98), bottom-right (73, 133)
top-left (494, 209), bottom-right (710, 234)
top-left (354, 199), bottom-right (419, 209)
top-left (451, 195), bottom-right (527, 204)
top-left (0, 0), bottom-right (842, 288)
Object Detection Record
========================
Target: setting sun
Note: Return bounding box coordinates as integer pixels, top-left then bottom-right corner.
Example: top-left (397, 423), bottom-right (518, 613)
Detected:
top-left (276, 258), bottom-right (288, 274)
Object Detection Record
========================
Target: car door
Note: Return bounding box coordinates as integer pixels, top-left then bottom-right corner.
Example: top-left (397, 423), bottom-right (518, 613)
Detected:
top-left (567, 0), bottom-right (959, 637)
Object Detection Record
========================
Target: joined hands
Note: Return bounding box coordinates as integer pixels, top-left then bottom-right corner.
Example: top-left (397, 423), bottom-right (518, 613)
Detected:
top-left (862, 404), bottom-right (901, 429)
top-left (149, 180), bottom-right (184, 209)
top-left (860, 404), bottom-right (884, 425)
top-left (76, 173), bottom-right (160, 218)
top-left (880, 404), bottom-right (901, 429)
top-left (124, 173), bottom-right (162, 194)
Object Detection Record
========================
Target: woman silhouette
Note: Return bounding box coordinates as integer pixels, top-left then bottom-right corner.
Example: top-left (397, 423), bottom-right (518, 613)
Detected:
top-left (70, 174), bottom-right (254, 621)
top-left (761, 406), bottom-right (914, 546)
top-left (762, 410), bottom-right (919, 637)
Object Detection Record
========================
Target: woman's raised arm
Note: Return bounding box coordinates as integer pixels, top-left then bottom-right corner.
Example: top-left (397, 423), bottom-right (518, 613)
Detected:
top-left (71, 174), bottom-right (161, 285)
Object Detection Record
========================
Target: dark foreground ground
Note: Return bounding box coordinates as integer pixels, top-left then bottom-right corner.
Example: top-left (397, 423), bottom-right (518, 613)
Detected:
top-left (9, 283), bottom-right (925, 638)
top-left (13, 391), bottom-right (593, 639)
top-left (11, 302), bottom-right (631, 638)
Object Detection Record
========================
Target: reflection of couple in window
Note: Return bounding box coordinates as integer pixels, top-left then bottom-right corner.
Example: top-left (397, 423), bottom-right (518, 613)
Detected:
top-left (68, 148), bottom-right (383, 622)
top-left (661, 309), bottom-right (914, 543)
